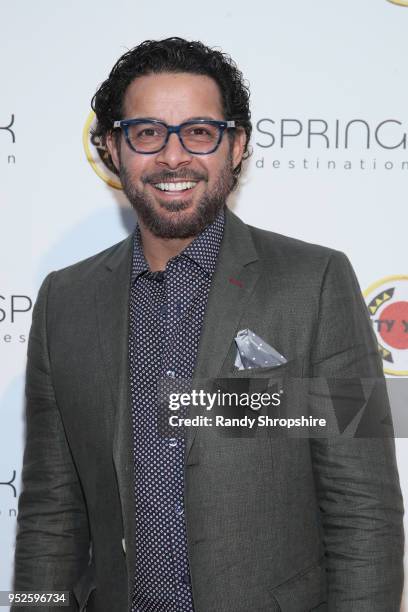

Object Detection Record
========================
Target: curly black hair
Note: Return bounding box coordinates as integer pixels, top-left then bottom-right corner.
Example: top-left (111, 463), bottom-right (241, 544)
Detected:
top-left (91, 37), bottom-right (252, 188)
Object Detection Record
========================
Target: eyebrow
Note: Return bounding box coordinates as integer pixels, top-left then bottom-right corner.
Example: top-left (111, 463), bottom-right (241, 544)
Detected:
top-left (184, 115), bottom-right (221, 121)
top-left (124, 115), bottom-right (221, 122)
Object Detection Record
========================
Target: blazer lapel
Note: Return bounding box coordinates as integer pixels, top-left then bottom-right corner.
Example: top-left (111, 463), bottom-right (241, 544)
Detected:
top-left (185, 207), bottom-right (260, 462)
top-left (94, 234), bottom-right (136, 608)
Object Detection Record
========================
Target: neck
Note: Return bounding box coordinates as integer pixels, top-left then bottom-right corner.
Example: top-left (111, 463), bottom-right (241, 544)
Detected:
top-left (137, 222), bottom-right (196, 271)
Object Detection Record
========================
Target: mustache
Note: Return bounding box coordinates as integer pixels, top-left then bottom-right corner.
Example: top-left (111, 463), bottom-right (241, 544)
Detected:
top-left (142, 170), bottom-right (207, 184)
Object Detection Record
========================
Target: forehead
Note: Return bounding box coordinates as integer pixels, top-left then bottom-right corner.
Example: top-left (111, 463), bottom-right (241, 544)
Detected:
top-left (122, 72), bottom-right (224, 121)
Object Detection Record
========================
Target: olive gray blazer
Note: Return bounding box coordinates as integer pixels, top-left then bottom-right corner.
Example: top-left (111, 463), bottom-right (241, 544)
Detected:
top-left (13, 207), bottom-right (404, 611)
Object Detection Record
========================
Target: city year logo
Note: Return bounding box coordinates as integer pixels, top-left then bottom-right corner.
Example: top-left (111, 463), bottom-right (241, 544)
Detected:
top-left (83, 111), bottom-right (122, 190)
top-left (364, 276), bottom-right (408, 376)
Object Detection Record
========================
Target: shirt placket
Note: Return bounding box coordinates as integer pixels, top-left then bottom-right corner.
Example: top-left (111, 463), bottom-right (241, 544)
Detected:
top-left (162, 260), bottom-right (195, 609)
top-left (131, 275), bottom-right (179, 612)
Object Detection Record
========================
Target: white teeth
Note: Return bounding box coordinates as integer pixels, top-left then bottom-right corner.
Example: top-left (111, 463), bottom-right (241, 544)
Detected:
top-left (154, 181), bottom-right (198, 192)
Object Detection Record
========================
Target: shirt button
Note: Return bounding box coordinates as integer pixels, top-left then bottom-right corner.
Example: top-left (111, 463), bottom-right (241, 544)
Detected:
top-left (160, 304), bottom-right (167, 316)
top-left (175, 503), bottom-right (184, 516)
top-left (168, 438), bottom-right (178, 448)
top-left (182, 573), bottom-right (191, 585)
top-left (166, 370), bottom-right (176, 378)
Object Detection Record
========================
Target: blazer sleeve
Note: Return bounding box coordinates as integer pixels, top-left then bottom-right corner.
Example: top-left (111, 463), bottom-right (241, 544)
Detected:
top-left (13, 272), bottom-right (90, 611)
top-left (309, 251), bottom-right (404, 611)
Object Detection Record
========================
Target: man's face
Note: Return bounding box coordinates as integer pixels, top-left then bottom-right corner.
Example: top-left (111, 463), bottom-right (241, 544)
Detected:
top-left (106, 72), bottom-right (246, 238)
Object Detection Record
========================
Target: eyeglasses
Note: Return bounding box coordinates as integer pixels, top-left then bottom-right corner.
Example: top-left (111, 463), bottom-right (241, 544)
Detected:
top-left (112, 118), bottom-right (236, 155)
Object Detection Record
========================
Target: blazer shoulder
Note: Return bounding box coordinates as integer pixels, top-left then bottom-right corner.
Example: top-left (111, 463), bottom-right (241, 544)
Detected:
top-left (246, 222), bottom-right (346, 272)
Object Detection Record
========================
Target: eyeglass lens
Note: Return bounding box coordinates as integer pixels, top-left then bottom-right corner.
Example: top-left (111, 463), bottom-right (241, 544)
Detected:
top-left (126, 122), bottom-right (221, 153)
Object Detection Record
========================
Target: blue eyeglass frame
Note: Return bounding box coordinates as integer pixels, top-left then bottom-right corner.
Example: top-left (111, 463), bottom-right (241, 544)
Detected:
top-left (112, 118), bottom-right (236, 155)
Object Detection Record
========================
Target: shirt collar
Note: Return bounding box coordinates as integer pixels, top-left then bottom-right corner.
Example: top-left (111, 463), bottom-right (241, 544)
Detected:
top-left (131, 206), bottom-right (225, 285)
top-left (131, 226), bottom-right (150, 284)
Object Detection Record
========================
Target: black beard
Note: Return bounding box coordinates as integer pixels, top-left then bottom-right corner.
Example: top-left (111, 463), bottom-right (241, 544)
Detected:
top-left (119, 155), bottom-right (234, 239)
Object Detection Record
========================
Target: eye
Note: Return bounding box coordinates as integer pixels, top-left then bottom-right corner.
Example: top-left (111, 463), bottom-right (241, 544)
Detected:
top-left (138, 127), bottom-right (160, 137)
top-left (190, 127), bottom-right (211, 136)
top-left (182, 124), bottom-right (218, 141)
top-left (128, 122), bottom-right (167, 141)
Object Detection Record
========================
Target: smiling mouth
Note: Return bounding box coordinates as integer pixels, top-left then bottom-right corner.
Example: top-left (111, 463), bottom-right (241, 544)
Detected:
top-left (152, 180), bottom-right (199, 193)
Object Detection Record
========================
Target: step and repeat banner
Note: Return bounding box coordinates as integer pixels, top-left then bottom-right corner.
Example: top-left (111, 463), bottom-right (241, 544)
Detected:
top-left (1, 0), bottom-right (407, 606)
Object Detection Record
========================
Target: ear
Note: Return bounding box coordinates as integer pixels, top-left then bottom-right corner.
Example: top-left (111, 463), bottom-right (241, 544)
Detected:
top-left (105, 130), bottom-right (120, 172)
top-left (231, 127), bottom-right (247, 170)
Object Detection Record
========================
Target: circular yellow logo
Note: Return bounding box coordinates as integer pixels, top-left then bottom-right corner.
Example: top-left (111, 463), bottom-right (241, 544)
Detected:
top-left (82, 111), bottom-right (122, 190)
top-left (364, 275), bottom-right (408, 376)
top-left (387, 0), bottom-right (408, 6)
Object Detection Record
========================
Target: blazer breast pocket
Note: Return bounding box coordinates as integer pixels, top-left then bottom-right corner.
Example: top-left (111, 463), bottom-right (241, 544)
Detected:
top-left (223, 358), bottom-right (307, 424)
top-left (229, 360), bottom-right (290, 379)
top-left (206, 362), bottom-right (291, 428)
top-left (225, 359), bottom-right (296, 397)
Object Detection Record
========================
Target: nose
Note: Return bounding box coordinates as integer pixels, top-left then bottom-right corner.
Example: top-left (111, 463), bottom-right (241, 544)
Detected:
top-left (155, 132), bottom-right (192, 169)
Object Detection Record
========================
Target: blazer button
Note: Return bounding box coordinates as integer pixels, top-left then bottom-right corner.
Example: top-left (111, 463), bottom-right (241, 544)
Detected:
top-left (122, 537), bottom-right (126, 554)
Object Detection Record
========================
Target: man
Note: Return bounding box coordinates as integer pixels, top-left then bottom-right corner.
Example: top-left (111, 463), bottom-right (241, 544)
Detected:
top-left (14, 37), bottom-right (404, 611)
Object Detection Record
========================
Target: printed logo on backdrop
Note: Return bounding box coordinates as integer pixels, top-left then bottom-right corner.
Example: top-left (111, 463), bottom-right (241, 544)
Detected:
top-left (387, 0), bottom-right (408, 6)
top-left (0, 294), bottom-right (32, 345)
top-left (364, 276), bottom-right (408, 376)
top-left (83, 111), bottom-right (122, 190)
top-left (0, 113), bottom-right (16, 167)
top-left (0, 470), bottom-right (17, 519)
top-left (254, 118), bottom-right (408, 173)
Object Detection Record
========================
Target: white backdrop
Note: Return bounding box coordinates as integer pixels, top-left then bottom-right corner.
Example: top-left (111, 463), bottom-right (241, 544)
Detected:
top-left (1, 0), bottom-right (407, 607)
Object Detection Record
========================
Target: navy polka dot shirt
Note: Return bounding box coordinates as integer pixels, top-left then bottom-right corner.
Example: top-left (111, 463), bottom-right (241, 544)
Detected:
top-left (129, 208), bottom-right (225, 611)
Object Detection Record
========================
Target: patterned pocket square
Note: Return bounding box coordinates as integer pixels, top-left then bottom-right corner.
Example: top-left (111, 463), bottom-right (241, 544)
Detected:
top-left (234, 329), bottom-right (287, 370)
